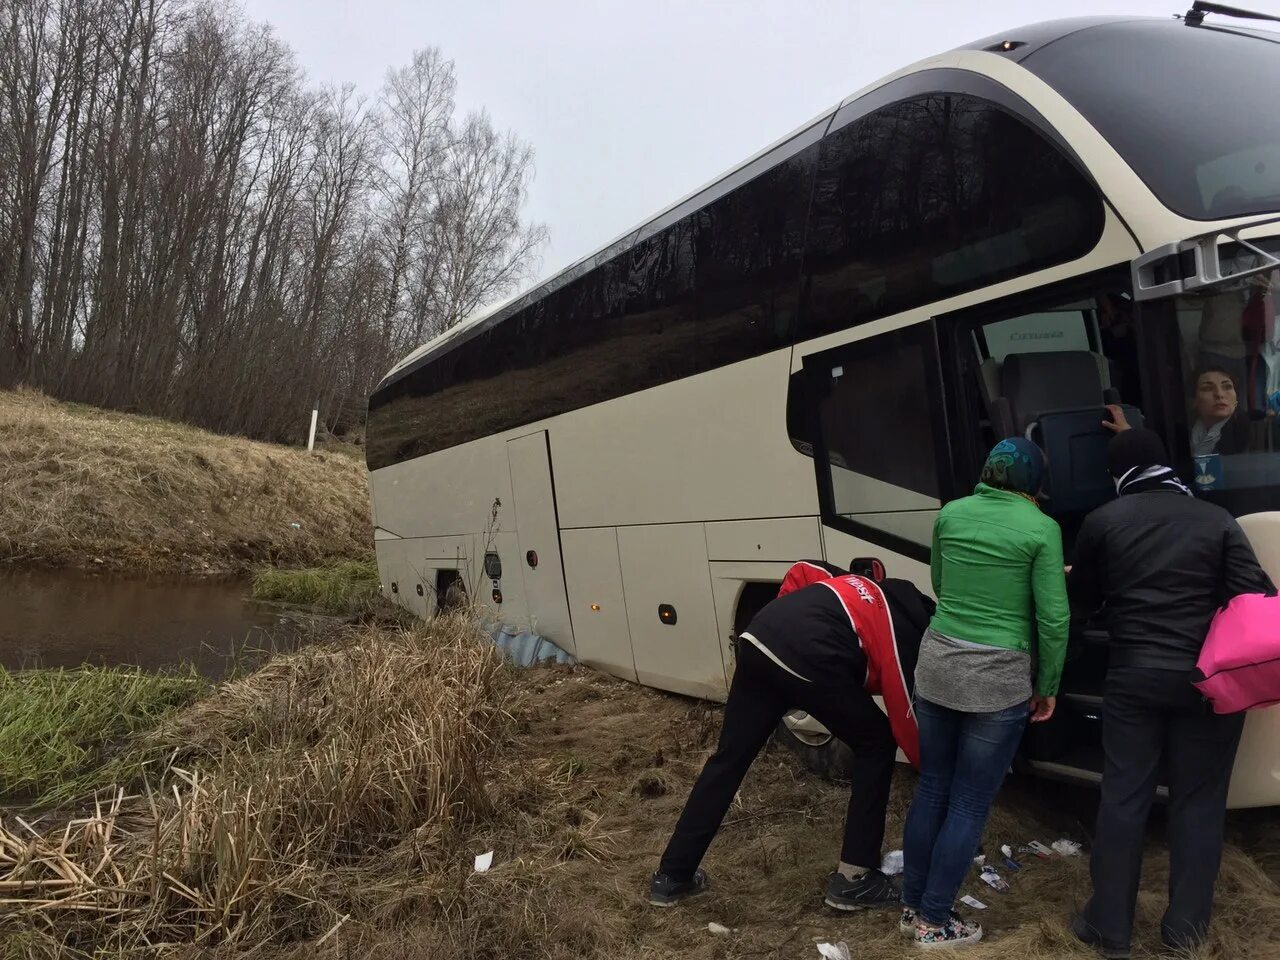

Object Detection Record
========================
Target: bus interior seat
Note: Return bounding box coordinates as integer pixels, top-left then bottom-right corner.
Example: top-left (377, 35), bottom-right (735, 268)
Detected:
top-left (986, 350), bottom-right (1143, 515)
top-left (1002, 351), bottom-right (1112, 433)
top-left (979, 351), bottom-right (1115, 438)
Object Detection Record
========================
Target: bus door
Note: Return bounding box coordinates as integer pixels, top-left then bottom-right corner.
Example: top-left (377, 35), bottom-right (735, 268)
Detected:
top-left (506, 431), bottom-right (575, 649)
top-left (939, 273), bottom-right (1145, 541)
top-left (937, 272), bottom-right (1147, 780)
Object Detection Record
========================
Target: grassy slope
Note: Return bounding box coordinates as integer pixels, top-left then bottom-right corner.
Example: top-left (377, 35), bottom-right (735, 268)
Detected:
top-left (0, 389), bottom-right (372, 575)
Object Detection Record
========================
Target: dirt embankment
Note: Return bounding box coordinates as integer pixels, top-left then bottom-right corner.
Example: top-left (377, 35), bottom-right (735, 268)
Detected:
top-left (423, 668), bottom-right (1280, 960)
top-left (0, 389), bottom-right (372, 576)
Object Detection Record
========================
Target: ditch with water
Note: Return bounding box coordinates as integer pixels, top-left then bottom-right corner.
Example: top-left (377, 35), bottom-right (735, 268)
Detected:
top-left (0, 568), bottom-right (305, 678)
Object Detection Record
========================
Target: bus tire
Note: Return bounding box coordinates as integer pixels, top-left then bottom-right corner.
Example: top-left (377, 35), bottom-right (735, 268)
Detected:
top-left (773, 714), bottom-right (855, 781)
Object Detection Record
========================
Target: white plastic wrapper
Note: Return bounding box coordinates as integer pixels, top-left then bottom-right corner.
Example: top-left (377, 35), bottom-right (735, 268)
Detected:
top-left (979, 865), bottom-right (1010, 892)
top-left (959, 894), bottom-right (987, 910)
top-left (1053, 839), bottom-right (1083, 856)
top-left (881, 849), bottom-right (904, 876)
top-left (473, 850), bottom-right (494, 873)
top-left (816, 943), bottom-right (851, 960)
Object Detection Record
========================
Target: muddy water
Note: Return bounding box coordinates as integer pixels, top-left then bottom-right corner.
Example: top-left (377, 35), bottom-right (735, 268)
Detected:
top-left (0, 569), bottom-right (300, 677)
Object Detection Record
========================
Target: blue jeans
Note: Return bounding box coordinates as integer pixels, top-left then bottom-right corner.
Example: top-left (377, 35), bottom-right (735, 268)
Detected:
top-left (902, 696), bottom-right (1028, 925)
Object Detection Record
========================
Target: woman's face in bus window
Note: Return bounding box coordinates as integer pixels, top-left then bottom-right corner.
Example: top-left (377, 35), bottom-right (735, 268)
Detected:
top-left (1194, 371), bottom-right (1238, 425)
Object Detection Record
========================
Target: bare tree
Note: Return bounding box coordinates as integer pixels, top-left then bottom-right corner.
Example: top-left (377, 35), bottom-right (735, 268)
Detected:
top-left (427, 110), bottom-right (546, 340)
top-left (0, 1), bottom-right (547, 443)
top-left (375, 47), bottom-right (455, 350)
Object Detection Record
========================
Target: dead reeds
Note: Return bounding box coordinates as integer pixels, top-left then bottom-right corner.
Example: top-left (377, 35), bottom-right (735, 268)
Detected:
top-left (0, 614), bottom-right (515, 954)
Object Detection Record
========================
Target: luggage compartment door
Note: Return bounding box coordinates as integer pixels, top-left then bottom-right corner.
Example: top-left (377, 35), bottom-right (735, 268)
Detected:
top-left (562, 527), bottom-right (636, 681)
top-left (618, 523), bottom-right (726, 700)
top-left (506, 432), bottom-right (574, 651)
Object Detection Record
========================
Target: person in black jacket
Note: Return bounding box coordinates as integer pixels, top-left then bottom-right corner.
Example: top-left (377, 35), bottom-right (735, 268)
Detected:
top-left (1067, 428), bottom-right (1274, 959)
top-left (649, 563), bottom-right (934, 913)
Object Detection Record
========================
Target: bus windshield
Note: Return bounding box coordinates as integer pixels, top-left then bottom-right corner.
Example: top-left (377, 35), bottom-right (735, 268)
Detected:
top-left (1024, 20), bottom-right (1280, 221)
top-left (1172, 269), bottom-right (1280, 509)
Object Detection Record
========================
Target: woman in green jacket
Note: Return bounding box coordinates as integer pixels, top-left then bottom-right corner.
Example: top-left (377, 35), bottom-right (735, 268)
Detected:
top-left (900, 438), bottom-right (1069, 949)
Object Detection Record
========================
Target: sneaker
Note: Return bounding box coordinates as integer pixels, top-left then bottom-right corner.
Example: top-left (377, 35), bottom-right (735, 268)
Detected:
top-left (904, 910), bottom-right (968, 939)
top-left (824, 869), bottom-right (900, 911)
top-left (914, 915), bottom-right (983, 950)
top-left (1070, 914), bottom-right (1130, 959)
top-left (900, 907), bottom-right (919, 936)
top-left (648, 868), bottom-right (709, 907)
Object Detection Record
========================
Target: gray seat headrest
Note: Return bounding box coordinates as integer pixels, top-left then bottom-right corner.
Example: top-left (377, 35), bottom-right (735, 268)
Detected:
top-left (1002, 351), bottom-right (1105, 434)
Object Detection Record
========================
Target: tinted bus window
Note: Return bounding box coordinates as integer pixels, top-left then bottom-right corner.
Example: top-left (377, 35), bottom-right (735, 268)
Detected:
top-left (1022, 20), bottom-right (1280, 221)
top-left (366, 145), bottom-right (816, 469)
top-left (819, 332), bottom-right (942, 501)
top-left (799, 94), bottom-right (1104, 340)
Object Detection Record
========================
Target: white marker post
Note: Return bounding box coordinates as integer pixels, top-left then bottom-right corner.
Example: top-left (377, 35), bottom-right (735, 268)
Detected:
top-left (307, 408), bottom-right (318, 452)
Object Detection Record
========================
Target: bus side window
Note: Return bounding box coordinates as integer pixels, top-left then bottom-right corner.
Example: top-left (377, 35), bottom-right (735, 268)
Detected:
top-left (807, 323), bottom-right (945, 555)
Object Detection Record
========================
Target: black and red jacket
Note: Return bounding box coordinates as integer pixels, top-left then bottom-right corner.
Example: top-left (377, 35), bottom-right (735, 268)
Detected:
top-left (741, 560), bottom-right (932, 768)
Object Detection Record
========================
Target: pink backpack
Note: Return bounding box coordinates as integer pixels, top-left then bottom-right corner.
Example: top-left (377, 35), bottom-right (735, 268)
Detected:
top-left (1193, 592), bottom-right (1280, 714)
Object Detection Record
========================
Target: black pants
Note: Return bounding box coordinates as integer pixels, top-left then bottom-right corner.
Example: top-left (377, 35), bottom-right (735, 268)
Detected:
top-left (1081, 666), bottom-right (1245, 950)
top-left (658, 639), bottom-right (899, 881)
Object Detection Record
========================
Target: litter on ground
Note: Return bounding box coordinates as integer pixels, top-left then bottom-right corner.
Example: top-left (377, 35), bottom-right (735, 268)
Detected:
top-left (1053, 838), bottom-right (1083, 857)
top-left (979, 865), bottom-right (1010, 892)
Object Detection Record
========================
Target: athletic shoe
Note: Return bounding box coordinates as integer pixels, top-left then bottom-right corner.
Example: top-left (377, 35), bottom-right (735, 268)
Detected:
top-left (648, 868), bottom-right (709, 907)
top-left (1070, 914), bottom-right (1131, 959)
top-left (900, 907), bottom-right (919, 936)
top-left (901, 908), bottom-right (965, 937)
top-left (823, 869), bottom-right (901, 911)
top-left (914, 914), bottom-right (983, 950)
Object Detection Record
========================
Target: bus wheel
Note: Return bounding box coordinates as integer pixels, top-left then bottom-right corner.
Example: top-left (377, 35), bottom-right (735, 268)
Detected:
top-left (774, 711), bottom-right (854, 780)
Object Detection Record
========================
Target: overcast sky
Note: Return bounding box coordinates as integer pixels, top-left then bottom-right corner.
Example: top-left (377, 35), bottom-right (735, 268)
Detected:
top-left (241, 0), bottom-right (1183, 284)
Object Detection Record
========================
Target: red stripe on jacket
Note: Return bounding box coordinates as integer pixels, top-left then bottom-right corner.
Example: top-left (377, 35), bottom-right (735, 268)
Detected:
top-left (778, 559), bottom-right (845, 597)
top-left (777, 562), bottom-right (920, 769)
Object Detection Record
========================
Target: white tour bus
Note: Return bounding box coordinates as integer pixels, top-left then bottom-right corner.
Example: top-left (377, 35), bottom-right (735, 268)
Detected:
top-left (365, 13), bottom-right (1280, 807)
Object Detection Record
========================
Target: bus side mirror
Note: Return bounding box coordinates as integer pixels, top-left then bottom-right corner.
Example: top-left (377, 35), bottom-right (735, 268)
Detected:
top-left (849, 557), bottom-right (886, 582)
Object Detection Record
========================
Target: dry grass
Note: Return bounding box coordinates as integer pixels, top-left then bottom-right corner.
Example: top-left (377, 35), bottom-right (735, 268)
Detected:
top-left (0, 388), bottom-right (372, 575)
top-left (1, 616), bottom-right (1277, 960)
top-left (0, 613), bottom-right (513, 955)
